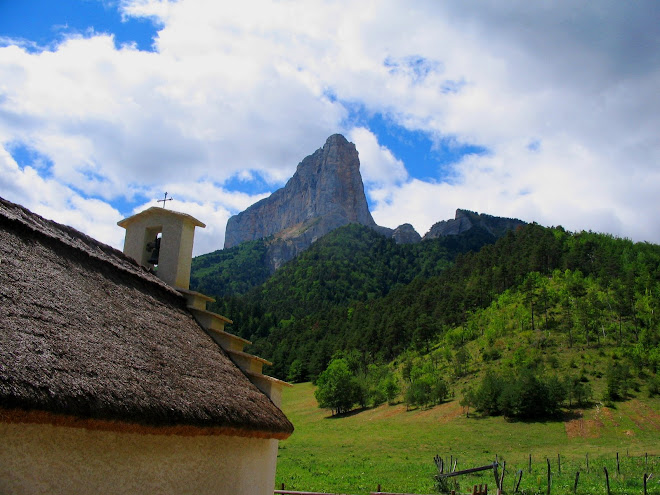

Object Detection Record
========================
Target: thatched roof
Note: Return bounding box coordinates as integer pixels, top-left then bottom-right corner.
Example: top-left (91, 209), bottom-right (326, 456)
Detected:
top-left (0, 197), bottom-right (293, 438)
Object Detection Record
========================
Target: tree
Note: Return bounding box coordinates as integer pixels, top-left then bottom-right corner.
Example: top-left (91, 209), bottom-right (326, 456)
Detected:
top-left (404, 361), bottom-right (449, 409)
top-left (287, 358), bottom-right (306, 383)
top-left (314, 358), bottom-right (361, 415)
top-left (604, 362), bottom-right (631, 401)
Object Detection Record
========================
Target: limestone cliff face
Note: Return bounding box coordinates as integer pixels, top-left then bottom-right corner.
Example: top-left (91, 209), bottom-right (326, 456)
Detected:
top-left (224, 134), bottom-right (377, 260)
top-left (423, 209), bottom-right (526, 240)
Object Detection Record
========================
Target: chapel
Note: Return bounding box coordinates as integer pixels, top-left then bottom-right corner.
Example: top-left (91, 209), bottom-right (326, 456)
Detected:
top-left (0, 196), bottom-right (293, 495)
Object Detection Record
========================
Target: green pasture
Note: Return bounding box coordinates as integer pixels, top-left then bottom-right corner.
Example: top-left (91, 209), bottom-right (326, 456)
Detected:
top-left (276, 383), bottom-right (660, 495)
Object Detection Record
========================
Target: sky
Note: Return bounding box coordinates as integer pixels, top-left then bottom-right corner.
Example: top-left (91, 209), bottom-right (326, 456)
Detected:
top-left (1, 0), bottom-right (659, 256)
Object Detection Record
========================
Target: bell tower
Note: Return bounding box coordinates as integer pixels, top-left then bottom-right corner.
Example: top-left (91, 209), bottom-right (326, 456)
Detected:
top-left (118, 207), bottom-right (205, 290)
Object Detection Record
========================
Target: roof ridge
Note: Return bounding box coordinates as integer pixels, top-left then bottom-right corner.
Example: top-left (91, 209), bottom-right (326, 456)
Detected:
top-left (0, 196), bottom-right (180, 298)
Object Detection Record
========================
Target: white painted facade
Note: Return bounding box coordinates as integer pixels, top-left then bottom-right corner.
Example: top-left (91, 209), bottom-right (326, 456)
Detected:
top-left (0, 421), bottom-right (279, 495)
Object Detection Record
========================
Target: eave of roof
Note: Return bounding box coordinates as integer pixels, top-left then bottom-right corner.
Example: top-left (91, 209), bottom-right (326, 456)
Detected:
top-left (0, 197), bottom-right (293, 439)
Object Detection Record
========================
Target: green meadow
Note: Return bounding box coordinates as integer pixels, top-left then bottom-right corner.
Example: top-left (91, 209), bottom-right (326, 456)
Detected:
top-left (276, 383), bottom-right (660, 495)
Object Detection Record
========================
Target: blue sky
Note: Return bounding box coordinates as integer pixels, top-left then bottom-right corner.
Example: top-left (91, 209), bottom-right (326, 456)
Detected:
top-left (0, 0), bottom-right (157, 51)
top-left (1, 0), bottom-right (660, 255)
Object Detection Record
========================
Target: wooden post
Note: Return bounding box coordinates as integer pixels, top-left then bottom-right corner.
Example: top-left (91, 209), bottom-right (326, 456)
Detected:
top-left (645, 452), bottom-right (648, 467)
top-left (494, 462), bottom-right (500, 488)
top-left (573, 471), bottom-right (580, 494)
top-left (529, 453), bottom-right (532, 473)
top-left (515, 469), bottom-right (523, 493)
top-left (377, 483), bottom-right (381, 492)
top-left (281, 483), bottom-right (285, 490)
top-left (435, 455), bottom-right (444, 474)
top-left (616, 452), bottom-right (620, 475)
top-left (586, 453), bottom-right (589, 473)
top-left (499, 461), bottom-right (506, 491)
top-left (644, 473), bottom-right (648, 495)
top-left (547, 458), bottom-right (551, 495)
top-left (558, 453), bottom-right (561, 474)
top-left (604, 466), bottom-right (610, 495)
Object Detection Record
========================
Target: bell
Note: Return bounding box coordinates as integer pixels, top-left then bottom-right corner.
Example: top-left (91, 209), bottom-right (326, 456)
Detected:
top-left (146, 236), bottom-right (161, 265)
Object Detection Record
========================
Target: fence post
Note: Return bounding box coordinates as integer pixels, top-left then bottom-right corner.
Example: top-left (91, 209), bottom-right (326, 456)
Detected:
top-left (604, 466), bottom-right (610, 495)
top-left (493, 463), bottom-right (500, 489)
top-left (616, 452), bottom-right (620, 475)
top-left (547, 458), bottom-right (551, 495)
top-left (573, 471), bottom-right (580, 494)
top-left (499, 461), bottom-right (506, 491)
top-left (558, 453), bottom-right (561, 474)
top-left (644, 473), bottom-right (648, 495)
top-left (586, 453), bottom-right (589, 473)
top-left (529, 454), bottom-right (532, 474)
top-left (514, 469), bottom-right (523, 494)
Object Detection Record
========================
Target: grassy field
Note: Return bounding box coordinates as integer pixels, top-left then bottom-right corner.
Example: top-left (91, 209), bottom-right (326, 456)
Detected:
top-left (275, 383), bottom-right (660, 495)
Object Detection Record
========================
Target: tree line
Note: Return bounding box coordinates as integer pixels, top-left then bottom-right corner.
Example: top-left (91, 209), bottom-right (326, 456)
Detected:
top-left (190, 220), bottom-right (660, 419)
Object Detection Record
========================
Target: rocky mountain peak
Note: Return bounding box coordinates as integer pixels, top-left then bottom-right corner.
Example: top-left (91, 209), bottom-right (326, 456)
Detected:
top-left (392, 223), bottom-right (421, 244)
top-left (423, 209), bottom-right (526, 240)
top-left (224, 134), bottom-right (376, 256)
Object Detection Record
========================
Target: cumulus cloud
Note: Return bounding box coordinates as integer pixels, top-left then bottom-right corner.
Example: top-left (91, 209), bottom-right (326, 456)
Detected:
top-left (0, 147), bottom-right (125, 247)
top-left (349, 127), bottom-right (407, 187)
top-left (1, 0), bottom-right (659, 250)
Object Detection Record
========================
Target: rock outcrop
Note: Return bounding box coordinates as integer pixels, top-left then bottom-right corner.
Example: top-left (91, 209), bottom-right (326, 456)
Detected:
top-left (423, 209), bottom-right (526, 240)
top-left (224, 134), bottom-right (377, 266)
top-left (391, 223), bottom-right (421, 244)
top-left (223, 135), bottom-right (526, 270)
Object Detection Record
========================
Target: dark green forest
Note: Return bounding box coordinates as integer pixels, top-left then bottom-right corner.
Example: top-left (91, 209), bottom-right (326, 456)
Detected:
top-left (190, 222), bottom-right (660, 418)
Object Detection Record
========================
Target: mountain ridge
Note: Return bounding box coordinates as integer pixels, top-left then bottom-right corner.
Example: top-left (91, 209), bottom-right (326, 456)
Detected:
top-left (223, 134), bottom-right (525, 267)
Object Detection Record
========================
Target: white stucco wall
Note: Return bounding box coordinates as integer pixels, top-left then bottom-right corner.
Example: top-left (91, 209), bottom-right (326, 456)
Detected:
top-left (0, 422), bottom-right (279, 495)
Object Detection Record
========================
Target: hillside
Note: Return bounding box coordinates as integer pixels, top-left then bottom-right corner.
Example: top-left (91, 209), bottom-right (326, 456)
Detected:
top-left (192, 221), bottom-right (660, 394)
top-left (195, 223), bottom-right (499, 378)
top-left (276, 382), bottom-right (660, 495)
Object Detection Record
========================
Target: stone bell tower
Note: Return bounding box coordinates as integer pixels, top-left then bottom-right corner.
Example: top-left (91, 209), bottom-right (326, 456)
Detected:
top-left (117, 207), bottom-right (205, 290)
top-left (117, 203), bottom-right (291, 406)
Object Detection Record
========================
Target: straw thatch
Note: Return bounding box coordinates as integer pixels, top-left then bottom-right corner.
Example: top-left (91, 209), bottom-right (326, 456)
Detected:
top-left (0, 197), bottom-right (293, 438)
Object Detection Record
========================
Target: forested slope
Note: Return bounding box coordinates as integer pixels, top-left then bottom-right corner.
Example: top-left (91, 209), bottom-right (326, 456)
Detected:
top-left (191, 222), bottom-right (660, 407)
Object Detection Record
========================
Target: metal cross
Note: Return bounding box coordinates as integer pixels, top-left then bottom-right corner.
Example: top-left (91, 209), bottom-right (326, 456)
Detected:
top-left (157, 192), bottom-right (173, 208)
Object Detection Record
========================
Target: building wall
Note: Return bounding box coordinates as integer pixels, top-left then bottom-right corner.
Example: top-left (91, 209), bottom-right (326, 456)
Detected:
top-left (0, 422), bottom-right (279, 495)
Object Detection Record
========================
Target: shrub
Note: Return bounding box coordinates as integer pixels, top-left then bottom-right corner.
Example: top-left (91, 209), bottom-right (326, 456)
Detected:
top-left (473, 369), bottom-right (566, 419)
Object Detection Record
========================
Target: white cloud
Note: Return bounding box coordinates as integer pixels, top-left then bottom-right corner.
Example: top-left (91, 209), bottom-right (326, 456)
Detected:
top-left (0, 146), bottom-right (125, 248)
top-left (348, 127), bottom-right (407, 187)
top-left (1, 0), bottom-right (659, 252)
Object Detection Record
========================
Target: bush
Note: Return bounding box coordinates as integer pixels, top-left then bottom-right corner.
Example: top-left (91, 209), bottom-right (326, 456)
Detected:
top-left (473, 369), bottom-right (566, 419)
top-left (404, 362), bottom-right (449, 409)
top-left (482, 348), bottom-right (501, 362)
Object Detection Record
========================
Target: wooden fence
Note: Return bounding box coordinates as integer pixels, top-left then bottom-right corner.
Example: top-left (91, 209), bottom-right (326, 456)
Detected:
top-left (275, 484), bottom-right (493, 495)
top-left (276, 451), bottom-right (656, 495)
